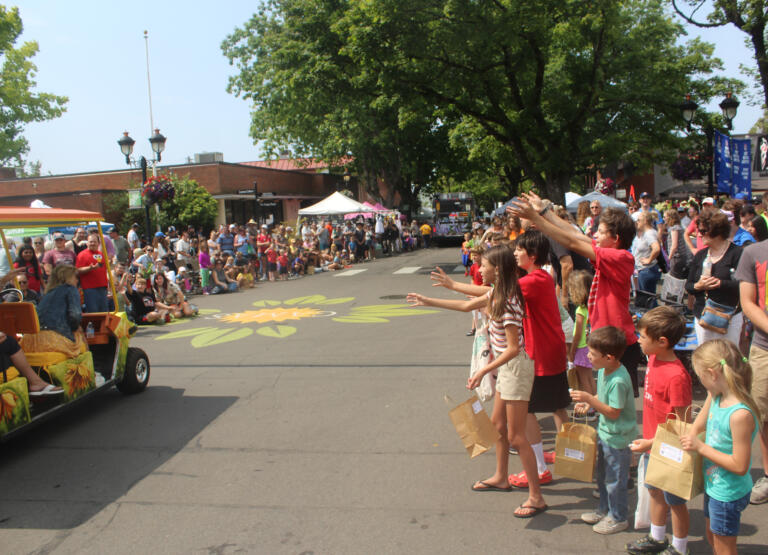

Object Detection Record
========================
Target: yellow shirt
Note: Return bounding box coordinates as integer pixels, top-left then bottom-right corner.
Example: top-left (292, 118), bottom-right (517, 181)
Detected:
top-left (420, 224), bottom-right (432, 236)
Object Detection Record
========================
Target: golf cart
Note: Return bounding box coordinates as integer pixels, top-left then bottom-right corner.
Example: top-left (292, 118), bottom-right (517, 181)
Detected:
top-left (0, 207), bottom-right (149, 442)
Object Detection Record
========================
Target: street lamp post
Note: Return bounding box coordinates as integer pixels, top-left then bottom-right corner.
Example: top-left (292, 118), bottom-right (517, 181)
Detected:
top-left (117, 129), bottom-right (167, 243)
top-left (679, 93), bottom-right (739, 197)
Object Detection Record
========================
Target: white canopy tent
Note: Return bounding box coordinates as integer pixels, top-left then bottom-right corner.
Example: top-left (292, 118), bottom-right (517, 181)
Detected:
top-left (566, 191), bottom-right (627, 212)
top-left (297, 191), bottom-right (375, 216)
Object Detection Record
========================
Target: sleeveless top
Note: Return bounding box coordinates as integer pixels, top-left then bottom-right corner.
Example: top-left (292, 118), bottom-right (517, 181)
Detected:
top-left (704, 395), bottom-right (758, 502)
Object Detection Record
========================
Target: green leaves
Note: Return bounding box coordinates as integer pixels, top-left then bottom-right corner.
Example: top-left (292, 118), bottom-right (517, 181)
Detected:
top-left (155, 326), bottom-right (254, 348)
top-left (333, 303), bottom-right (438, 324)
top-left (255, 325), bottom-right (297, 338)
top-left (0, 6), bottom-right (68, 166)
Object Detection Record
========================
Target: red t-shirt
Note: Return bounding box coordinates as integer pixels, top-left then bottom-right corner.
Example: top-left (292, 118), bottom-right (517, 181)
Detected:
top-left (257, 233), bottom-right (270, 253)
top-left (13, 261), bottom-right (42, 292)
top-left (266, 248), bottom-right (277, 263)
top-left (469, 263), bottom-right (483, 285)
top-left (685, 218), bottom-right (703, 252)
top-left (76, 248), bottom-right (108, 289)
top-left (642, 355), bottom-right (692, 439)
top-left (519, 269), bottom-right (567, 376)
top-left (589, 242), bottom-right (637, 346)
top-left (277, 254), bottom-right (289, 266)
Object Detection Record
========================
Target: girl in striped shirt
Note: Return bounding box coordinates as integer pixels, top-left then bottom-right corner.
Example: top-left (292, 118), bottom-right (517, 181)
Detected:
top-left (407, 246), bottom-right (547, 518)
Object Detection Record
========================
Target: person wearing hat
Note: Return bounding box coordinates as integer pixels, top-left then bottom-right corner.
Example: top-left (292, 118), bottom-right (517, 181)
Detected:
top-left (42, 232), bottom-right (77, 277)
top-left (127, 223), bottom-right (141, 250)
top-left (631, 192), bottom-right (661, 225)
top-left (109, 227), bottom-right (130, 265)
top-left (701, 197), bottom-right (716, 207)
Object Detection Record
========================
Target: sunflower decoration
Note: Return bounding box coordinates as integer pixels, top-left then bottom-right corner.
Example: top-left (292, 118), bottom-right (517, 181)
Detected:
top-left (64, 361), bottom-right (93, 396)
top-left (0, 390), bottom-right (18, 423)
top-left (156, 295), bottom-right (439, 348)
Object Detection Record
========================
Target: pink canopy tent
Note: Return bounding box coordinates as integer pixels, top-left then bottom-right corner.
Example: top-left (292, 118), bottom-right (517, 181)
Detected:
top-left (344, 201), bottom-right (393, 219)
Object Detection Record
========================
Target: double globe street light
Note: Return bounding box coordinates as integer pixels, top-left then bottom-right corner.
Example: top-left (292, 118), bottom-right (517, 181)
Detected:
top-left (117, 129), bottom-right (167, 243)
top-left (679, 93), bottom-right (739, 197)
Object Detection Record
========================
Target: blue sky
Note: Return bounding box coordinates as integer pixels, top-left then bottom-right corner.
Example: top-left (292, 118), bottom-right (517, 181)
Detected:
top-left (12, 1), bottom-right (764, 176)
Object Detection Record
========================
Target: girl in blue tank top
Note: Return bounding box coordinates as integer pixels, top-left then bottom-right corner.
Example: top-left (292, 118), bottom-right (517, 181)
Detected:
top-left (681, 339), bottom-right (760, 554)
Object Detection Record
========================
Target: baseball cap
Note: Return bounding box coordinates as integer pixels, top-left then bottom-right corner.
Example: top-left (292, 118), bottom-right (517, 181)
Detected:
top-left (131, 222), bottom-right (139, 228)
top-left (155, 231), bottom-right (165, 238)
top-left (639, 192), bottom-right (651, 199)
top-left (702, 197), bottom-right (715, 205)
top-left (733, 192), bottom-right (749, 200)
top-left (261, 224), bottom-right (268, 229)
top-left (52, 232), bottom-right (65, 239)
top-left (167, 225), bottom-right (176, 232)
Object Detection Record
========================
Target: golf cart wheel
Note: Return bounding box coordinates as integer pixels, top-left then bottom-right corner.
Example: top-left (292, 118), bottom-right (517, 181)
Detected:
top-left (117, 347), bottom-right (150, 394)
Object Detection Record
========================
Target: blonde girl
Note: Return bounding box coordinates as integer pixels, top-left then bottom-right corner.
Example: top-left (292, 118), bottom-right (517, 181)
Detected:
top-left (408, 246), bottom-right (547, 518)
top-left (567, 270), bottom-right (596, 405)
top-left (681, 339), bottom-right (760, 554)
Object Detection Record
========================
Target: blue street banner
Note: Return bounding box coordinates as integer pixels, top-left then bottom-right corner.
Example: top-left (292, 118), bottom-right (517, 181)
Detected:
top-left (731, 137), bottom-right (752, 199)
top-left (714, 130), bottom-right (732, 193)
top-left (714, 131), bottom-right (752, 196)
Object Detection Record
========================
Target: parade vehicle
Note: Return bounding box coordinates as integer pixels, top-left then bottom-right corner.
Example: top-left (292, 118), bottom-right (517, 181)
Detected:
top-left (432, 192), bottom-right (475, 245)
top-left (0, 207), bottom-right (149, 442)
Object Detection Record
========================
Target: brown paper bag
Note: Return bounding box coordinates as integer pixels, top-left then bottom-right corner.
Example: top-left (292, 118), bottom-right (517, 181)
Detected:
top-left (645, 417), bottom-right (704, 500)
top-left (447, 395), bottom-right (500, 458)
top-left (554, 421), bottom-right (597, 482)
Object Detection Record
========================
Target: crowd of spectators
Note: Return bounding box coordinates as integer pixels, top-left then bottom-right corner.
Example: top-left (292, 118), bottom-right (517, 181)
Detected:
top-left (0, 215), bottom-right (435, 325)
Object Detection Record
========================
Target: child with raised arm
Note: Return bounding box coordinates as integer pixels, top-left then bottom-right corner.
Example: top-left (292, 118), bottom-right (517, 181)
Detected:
top-left (626, 306), bottom-right (691, 555)
top-left (571, 326), bottom-right (636, 534)
top-left (408, 246), bottom-right (547, 518)
top-left (508, 192), bottom-right (642, 397)
top-left (681, 339), bottom-right (760, 555)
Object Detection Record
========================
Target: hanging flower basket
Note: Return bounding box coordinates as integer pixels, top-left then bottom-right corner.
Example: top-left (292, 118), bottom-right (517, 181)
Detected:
top-left (141, 174), bottom-right (175, 205)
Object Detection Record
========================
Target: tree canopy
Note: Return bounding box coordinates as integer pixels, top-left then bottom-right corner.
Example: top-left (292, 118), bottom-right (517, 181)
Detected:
top-left (0, 6), bottom-right (67, 167)
top-left (224, 0), bottom-right (736, 207)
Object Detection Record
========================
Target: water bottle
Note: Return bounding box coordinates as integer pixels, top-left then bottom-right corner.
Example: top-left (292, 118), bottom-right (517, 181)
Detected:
top-left (702, 254), bottom-right (712, 278)
top-left (86, 321), bottom-right (95, 338)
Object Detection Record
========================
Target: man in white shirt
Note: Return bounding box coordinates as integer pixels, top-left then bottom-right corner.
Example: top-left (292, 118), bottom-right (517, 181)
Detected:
top-left (127, 223), bottom-right (141, 250)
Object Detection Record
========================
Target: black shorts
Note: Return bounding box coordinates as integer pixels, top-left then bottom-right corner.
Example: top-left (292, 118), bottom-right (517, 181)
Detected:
top-left (527, 372), bottom-right (571, 414)
top-left (620, 341), bottom-right (644, 398)
top-left (268, 262), bottom-right (277, 272)
top-left (279, 266), bottom-right (288, 275)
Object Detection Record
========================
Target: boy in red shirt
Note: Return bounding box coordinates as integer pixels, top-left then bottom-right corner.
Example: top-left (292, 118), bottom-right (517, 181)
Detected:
top-left (467, 247), bottom-right (485, 336)
top-left (508, 192), bottom-right (642, 397)
top-left (627, 306), bottom-right (691, 555)
top-left (277, 249), bottom-right (289, 281)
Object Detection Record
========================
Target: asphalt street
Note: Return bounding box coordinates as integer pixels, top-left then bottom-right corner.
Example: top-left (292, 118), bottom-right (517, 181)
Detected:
top-left (1, 247), bottom-right (767, 554)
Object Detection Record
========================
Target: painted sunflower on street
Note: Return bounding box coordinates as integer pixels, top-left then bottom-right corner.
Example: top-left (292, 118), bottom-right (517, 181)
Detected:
top-left (155, 295), bottom-right (437, 348)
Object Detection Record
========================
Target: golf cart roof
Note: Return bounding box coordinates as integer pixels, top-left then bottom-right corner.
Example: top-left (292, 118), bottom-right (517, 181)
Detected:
top-left (0, 207), bottom-right (104, 228)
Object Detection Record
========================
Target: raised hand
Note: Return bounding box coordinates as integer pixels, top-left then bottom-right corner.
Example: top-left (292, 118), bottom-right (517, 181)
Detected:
top-left (430, 266), bottom-right (454, 289)
top-left (406, 293), bottom-right (427, 306)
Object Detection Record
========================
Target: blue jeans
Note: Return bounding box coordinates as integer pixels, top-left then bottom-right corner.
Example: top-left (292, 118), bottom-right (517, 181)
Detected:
top-left (83, 287), bottom-right (108, 313)
top-left (704, 491), bottom-right (750, 536)
top-left (637, 264), bottom-right (661, 308)
top-left (597, 440), bottom-right (631, 522)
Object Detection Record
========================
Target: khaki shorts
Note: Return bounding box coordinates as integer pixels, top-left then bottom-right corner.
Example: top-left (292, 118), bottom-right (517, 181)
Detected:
top-left (496, 352), bottom-right (535, 402)
top-left (750, 345), bottom-right (768, 421)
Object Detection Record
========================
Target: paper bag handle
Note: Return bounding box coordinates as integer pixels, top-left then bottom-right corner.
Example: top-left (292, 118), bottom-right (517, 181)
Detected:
top-left (664, 405), bottom-right (701, 433)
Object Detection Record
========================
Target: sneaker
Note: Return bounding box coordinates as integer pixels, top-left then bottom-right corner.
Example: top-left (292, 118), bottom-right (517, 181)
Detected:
top-left (508, 469), bottom-right (553, 488)
top-left (543, 450), bottom-right (555, 464)
top-left (580, 511), bottom-right (605, 525)
top-left (592, 487), bottom-right (600, 499)
top-left (593, 515), bottom-right (628, 535)
top-left (750, 476), bottom-right (768, 504)
top-left (660, 547), bottom-right (688, 555)
top-left (625, 534), bottom-right (669, 554)
top-left (466, 329), bottom-right (475, 336)
top-left (508, 446), bottom-right (518, 455)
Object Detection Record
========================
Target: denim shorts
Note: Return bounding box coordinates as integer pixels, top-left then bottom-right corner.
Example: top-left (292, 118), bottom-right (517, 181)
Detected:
top-left (642, 454), bottom-right (687, 506)
top-left (703, 492), bottom-right (750, 537)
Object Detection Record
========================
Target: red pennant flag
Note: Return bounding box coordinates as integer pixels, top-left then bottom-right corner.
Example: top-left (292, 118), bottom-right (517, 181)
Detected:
top-left (629, 185), bottom-right (636, 202)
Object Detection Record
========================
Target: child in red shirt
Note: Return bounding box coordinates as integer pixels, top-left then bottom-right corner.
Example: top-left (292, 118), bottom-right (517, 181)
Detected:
top-left (627, 306), bottom-right (692, 555)
top-left (467, 247), bottom-right (485, 336)
top-left (265, 243), bottom-right (277, 282)
top-left (277, 250), bottom-right (289, 281)
top-left (508, 192), bottom-right (642, 397)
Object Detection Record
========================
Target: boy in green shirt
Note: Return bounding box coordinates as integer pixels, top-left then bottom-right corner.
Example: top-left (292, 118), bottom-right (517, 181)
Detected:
top-left (571, 326), bottom-right (637, 535)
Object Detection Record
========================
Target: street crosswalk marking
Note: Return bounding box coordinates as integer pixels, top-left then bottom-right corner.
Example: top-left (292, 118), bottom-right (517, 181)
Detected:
top-left (393, 266), bottom-right (421, 274)
top-left (453, 265), bottom-right (465, 273)
top-left (334, 269), bottom-right (368, 277)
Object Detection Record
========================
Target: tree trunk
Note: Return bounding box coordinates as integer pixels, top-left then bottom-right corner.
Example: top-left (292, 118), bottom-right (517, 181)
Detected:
top-left (543, 174), bottom-right (570, 206)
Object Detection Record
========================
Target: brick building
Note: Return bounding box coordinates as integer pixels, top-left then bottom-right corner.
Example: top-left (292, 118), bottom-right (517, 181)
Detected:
top-left (0, 160), bottom-right (351, 227)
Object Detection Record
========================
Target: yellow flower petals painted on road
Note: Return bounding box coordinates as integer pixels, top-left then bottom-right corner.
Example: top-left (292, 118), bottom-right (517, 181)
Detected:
top-left (221, 307), bottom-right (323, 324)
top-left (154, 295), bottom-right (437, 348)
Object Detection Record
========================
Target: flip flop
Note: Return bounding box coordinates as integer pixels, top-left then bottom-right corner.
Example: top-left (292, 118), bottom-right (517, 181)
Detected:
top-left (471, 480), bottom-right (512, 492)
top-left (514, 503), bottom-right (548, 518)
top-left (29, 384), bottom-right (63, 396)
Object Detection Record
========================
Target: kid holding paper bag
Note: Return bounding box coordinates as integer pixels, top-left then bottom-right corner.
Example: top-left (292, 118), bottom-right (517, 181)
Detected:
top-left (681, 339), bottom-right (760, 555)
top-left (570, 326), bottom-right (637, 535)
top-left (407, 246), bottom-right (547, 518)
top-left (626, 307), bottom-right (692, 555)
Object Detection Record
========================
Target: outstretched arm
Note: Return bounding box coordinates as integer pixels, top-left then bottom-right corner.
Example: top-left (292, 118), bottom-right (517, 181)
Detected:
top-left (430, 266), bottom-right (490, 297)
top-left (508, 194), bottom-right (595, 262)
top-left (407, 292), bottom-right (487, 313)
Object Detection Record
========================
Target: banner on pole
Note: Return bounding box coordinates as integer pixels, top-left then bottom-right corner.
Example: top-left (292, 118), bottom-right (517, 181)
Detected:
top-left (714, 131), bottom-right (732, 194)
top-left (731, 138), bottom-right (752, 199)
